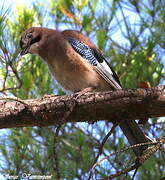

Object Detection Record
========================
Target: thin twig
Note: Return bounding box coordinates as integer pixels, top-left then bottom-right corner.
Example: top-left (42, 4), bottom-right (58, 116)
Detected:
top-left (102, 163), bottom-right (138, 180)
top-left (88, 123), bottom-right (118, 180)
top-left (0, 96), bottom-right (28, 106)
top-left (53, 125), bottom-right (62, 180)
top-left (138, 137), bottom-right (165, 164)
top-left (91, 137), bottom-right (165, 179)
top-left (90, 141), bottom-right (156, 176)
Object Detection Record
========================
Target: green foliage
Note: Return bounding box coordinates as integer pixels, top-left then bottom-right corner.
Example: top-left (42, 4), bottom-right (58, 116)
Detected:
top-left (0, 0), bottom-right (164, 179)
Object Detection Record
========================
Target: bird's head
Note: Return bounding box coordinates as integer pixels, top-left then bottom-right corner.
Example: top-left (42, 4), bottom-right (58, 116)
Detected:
top-left (20, 27), bottom-right (42, 56)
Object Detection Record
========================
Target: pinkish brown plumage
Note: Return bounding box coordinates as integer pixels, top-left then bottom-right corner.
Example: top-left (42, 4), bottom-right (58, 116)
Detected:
top-left (20, 27), bottom-right (151, 156)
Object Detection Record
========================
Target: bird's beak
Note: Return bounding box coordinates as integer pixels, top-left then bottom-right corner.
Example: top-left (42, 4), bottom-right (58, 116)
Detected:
top-left (20, 46), bottom-right (30, 56)
top-left (20, 37), bottom-right (30, 56)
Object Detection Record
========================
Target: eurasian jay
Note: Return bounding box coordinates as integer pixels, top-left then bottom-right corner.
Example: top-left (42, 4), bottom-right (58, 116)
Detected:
top-left (20, 27), bottom-right (150, 156)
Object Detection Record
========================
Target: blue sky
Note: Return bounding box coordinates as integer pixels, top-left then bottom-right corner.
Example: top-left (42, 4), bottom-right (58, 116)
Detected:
top-left (0, 0), bottom-right (139, 45)
top-left (0, 0), bottom-right (32, 8)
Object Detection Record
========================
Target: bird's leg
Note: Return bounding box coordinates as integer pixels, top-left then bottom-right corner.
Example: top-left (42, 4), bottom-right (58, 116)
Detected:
top-left (42, 94), bottom-right (59, 99)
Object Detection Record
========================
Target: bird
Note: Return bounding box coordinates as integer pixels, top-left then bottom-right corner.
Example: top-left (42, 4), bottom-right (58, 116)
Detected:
top-left (20, 27), bottom-right (150, 156)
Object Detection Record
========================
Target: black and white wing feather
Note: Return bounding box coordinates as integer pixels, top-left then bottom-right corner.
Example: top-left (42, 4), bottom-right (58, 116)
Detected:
top-left (67, 37), bottom-right (122, 90)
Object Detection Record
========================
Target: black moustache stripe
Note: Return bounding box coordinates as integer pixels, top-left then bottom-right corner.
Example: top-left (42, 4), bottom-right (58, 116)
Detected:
top-left (30, 35), bottom-right (41, 45)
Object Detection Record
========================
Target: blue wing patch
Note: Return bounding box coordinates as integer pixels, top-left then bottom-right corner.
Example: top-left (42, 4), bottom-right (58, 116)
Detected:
top-left (67, 38), bottom-right (97, 66)
top-left (67, 37), bottom-right (122, 89)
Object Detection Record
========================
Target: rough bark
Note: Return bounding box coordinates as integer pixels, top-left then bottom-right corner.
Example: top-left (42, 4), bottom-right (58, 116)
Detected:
top-left (0, 85), bottom-right (164, 129)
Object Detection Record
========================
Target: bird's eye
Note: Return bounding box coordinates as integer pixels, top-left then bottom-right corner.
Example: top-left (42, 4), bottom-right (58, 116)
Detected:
top-left (26, 33), bottom-right (33, 39)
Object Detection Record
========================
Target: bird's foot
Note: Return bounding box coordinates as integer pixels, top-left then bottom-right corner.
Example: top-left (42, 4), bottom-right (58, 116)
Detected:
top-left (42, 94), bottom-right (59, 99)
top-left (74, 87), bottom-right (95, 99)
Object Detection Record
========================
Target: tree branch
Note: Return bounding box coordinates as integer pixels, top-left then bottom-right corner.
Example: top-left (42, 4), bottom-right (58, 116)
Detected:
top-left (0, 85), bottom-right (164, 129)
